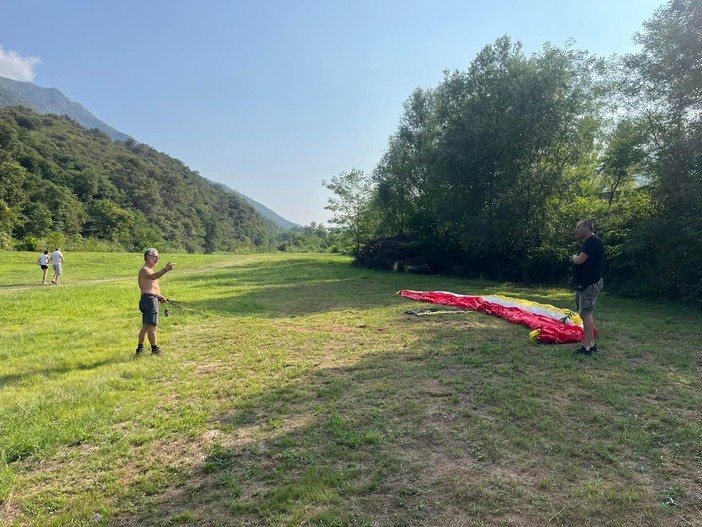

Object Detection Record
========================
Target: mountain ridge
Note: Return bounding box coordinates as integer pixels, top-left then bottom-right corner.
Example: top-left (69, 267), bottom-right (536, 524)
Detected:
top-left (0, 106), bottom-right (276, 252)
top-left (205, 178), bottom-right (299, 229)
top-left (0, 75), bottom-right (299, 230)
top-left (0, 76), bottom-right (131, 141)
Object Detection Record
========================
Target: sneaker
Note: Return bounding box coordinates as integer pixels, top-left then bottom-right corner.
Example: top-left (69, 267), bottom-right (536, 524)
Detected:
top-left (591, 345), bottom-right (598, 354)
top-left (151, 346), bottom-right (162, 355)
top-left (135, 345), bottom-right (145, 355)
top-left (574, 346), bottom-right (592, 356)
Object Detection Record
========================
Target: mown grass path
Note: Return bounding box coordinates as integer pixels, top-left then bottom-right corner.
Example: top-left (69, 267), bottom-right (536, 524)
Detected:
top-left (1, 252), bottom-right (701, 526)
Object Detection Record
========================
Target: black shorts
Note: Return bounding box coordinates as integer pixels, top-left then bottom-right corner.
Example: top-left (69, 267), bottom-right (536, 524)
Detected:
top-left (40, 265), bottom-right (48, 270)
top-left (139, 294), bottom-right (159, 326)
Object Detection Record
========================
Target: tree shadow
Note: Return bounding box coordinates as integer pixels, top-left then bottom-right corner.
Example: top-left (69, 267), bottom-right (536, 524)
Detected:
top-left (168, 257), bottom-right (576, 321)
top-left (108, 316), bottom-right (598, 526)
top-left (0, 355), bottom-right (131, 388)
top-left (178, 280), bottom-right (411, 320)
top-left (108, 331), bottom-right (460, 524)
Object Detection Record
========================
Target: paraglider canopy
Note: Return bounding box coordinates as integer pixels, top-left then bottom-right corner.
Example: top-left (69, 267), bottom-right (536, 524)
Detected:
top-left (399, 290), bottom-right (584, 344)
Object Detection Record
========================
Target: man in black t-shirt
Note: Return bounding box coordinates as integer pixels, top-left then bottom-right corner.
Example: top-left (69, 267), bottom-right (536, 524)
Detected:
top-left (572, 219), bottom-right (604, 355)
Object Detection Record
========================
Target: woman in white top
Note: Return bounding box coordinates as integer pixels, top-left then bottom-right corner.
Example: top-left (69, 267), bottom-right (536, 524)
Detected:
top-left (38, 249), bottom-right (50, 284)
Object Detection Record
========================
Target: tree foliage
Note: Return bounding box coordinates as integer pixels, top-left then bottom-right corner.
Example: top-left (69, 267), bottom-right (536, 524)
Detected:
top-left (617, 0), bottom-right (702, 304)
top-left (327, 0), bottom-right (702, 306)
top-left (0, 107), bottom-right (276, 252)
top-left (323, 169), bottom-right (375, 255)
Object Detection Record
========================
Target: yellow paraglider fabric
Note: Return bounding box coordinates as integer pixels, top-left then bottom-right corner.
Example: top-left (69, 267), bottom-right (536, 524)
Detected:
top-left (399, 290), bottom-right (584, 344)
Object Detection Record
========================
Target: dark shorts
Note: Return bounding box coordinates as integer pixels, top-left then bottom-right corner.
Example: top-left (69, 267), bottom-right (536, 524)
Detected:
top-left (40, 265), bottom-right (48, 270)
top-left (575, 278), bottom-right (603, 315)
top-left (139, 294), bottom-right (159, 326)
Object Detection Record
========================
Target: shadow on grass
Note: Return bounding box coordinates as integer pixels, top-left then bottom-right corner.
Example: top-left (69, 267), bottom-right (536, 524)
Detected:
top-left (106, 315), bottom-right (697, 527)
top-left (0, 356), bottom-right (129, 388)
top-left (9, 256), bottom-right (702, 525)
top-left (169, 258), bottom-right (578, 320)
top-left (108, 326), bottom-right (519, 525)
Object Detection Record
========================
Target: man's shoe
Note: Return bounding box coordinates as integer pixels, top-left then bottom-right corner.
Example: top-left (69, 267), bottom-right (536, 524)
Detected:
top-left (151, 346), bottom-right (162, 355)
top-left (135, 345), bottom-right (145, 355)
top-left (574, 346), bottom-right (592, 356)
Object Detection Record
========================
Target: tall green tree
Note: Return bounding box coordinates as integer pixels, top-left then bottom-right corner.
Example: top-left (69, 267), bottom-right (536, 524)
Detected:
top-left (431, 37), bottom-right (604, 280)
top-left (373, 88), bottom-right (439, 239)
top-left (598, 118), bottom-right (650, 206)
top-left (323, 169), bottom-right (374, 255)
top-left (620, 0), bottom-right (702, 303)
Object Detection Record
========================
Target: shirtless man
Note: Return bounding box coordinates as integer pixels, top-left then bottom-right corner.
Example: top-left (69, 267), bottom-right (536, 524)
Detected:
top-left (136, 248), bottom-right (175, 355)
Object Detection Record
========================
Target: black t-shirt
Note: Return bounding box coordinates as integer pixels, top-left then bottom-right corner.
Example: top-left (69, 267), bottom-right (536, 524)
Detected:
top-left (573, 235), bottom-right (604, 287)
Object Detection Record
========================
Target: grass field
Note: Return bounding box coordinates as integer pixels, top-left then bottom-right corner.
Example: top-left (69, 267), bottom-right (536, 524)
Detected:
top-left (1, 251), bottom-right (701, 526)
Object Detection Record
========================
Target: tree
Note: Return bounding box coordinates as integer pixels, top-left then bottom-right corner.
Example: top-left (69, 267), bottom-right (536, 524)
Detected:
top-left (85, 199), bottom-right (134, 242)
top-left (626, 0), bottom-right (702, 117)
top-left (14, 201), bottom-right (53, 239)
top-left (46, 231), bottom-right (67, 251)
top-left (429, 37), bottom-right (604, 280)
top-left (323, 169), bottom-right (374, 255)
top-left (0, 161), bottom-right (28, 235)
top-left (599, 118), bottom-right (650, 206)
top-left (373, 88), bottom-right (439, 239)
top-left (620, 0), bottom-right (702, 304)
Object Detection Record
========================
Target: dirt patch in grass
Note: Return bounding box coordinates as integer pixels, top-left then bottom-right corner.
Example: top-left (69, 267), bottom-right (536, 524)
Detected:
top-left (194, 361), bottom-right (226, 375)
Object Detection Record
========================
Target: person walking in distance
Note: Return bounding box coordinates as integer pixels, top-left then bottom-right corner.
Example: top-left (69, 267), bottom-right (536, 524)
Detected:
top-left (50, 248), bottom-right (64, 284)
top-left (572, 220), bottom-right (604, 355)
top-left (38, 249), bottom-right (50, 284)
top-left (136, 248), bottom-right (175, 355)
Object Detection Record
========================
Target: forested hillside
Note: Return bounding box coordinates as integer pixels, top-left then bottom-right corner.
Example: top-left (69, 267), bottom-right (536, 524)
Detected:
top-left (0, 106), bottom-right (275, 252)
top-left (0, 76), bottom-right (130, 141)
top-left (325, 0), bottom-right (702, 306)
top-left (206, 178), bottom-right (300, 229)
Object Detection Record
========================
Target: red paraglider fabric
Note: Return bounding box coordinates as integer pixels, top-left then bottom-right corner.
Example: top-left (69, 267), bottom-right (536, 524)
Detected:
top-left (399, 290), bottom-right (584, 344)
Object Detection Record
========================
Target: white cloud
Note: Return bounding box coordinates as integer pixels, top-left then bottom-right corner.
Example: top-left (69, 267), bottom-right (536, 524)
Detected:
top-left (0, 46), bottom-right (41, 82)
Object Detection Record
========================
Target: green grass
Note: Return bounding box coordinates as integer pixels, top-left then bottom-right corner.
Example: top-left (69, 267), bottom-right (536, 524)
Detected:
top-left (1, 251), bottom-right (701, 526)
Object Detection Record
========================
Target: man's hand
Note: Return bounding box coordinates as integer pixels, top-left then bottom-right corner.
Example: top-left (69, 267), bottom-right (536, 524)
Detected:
top-left (572, 253), bottom-right (589, 265)
top-left (165, 261), bottom-right (175, 272)
top-left (158, 295), bottom-right (167, 303)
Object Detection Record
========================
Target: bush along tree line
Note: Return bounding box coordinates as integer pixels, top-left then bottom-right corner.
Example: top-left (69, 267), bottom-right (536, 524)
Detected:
top-left (324, 0), bottom-right (702, 307)
top-left (0, 106), bottom-right (296, 253)
top-left (275, 221), bottom-right (356, 254)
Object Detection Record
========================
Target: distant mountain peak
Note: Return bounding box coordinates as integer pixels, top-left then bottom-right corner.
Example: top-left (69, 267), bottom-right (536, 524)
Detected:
top-left (0, 75), bottom-right (130, 141)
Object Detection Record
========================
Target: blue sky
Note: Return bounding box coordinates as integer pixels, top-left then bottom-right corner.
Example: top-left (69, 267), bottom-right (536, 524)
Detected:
top-left (1, 0), bottom-right (664, 226)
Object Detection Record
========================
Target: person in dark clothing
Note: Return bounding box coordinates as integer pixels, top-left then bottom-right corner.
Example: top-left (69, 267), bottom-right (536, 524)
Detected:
top-left (572, 219), bottom-right (604, 355)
